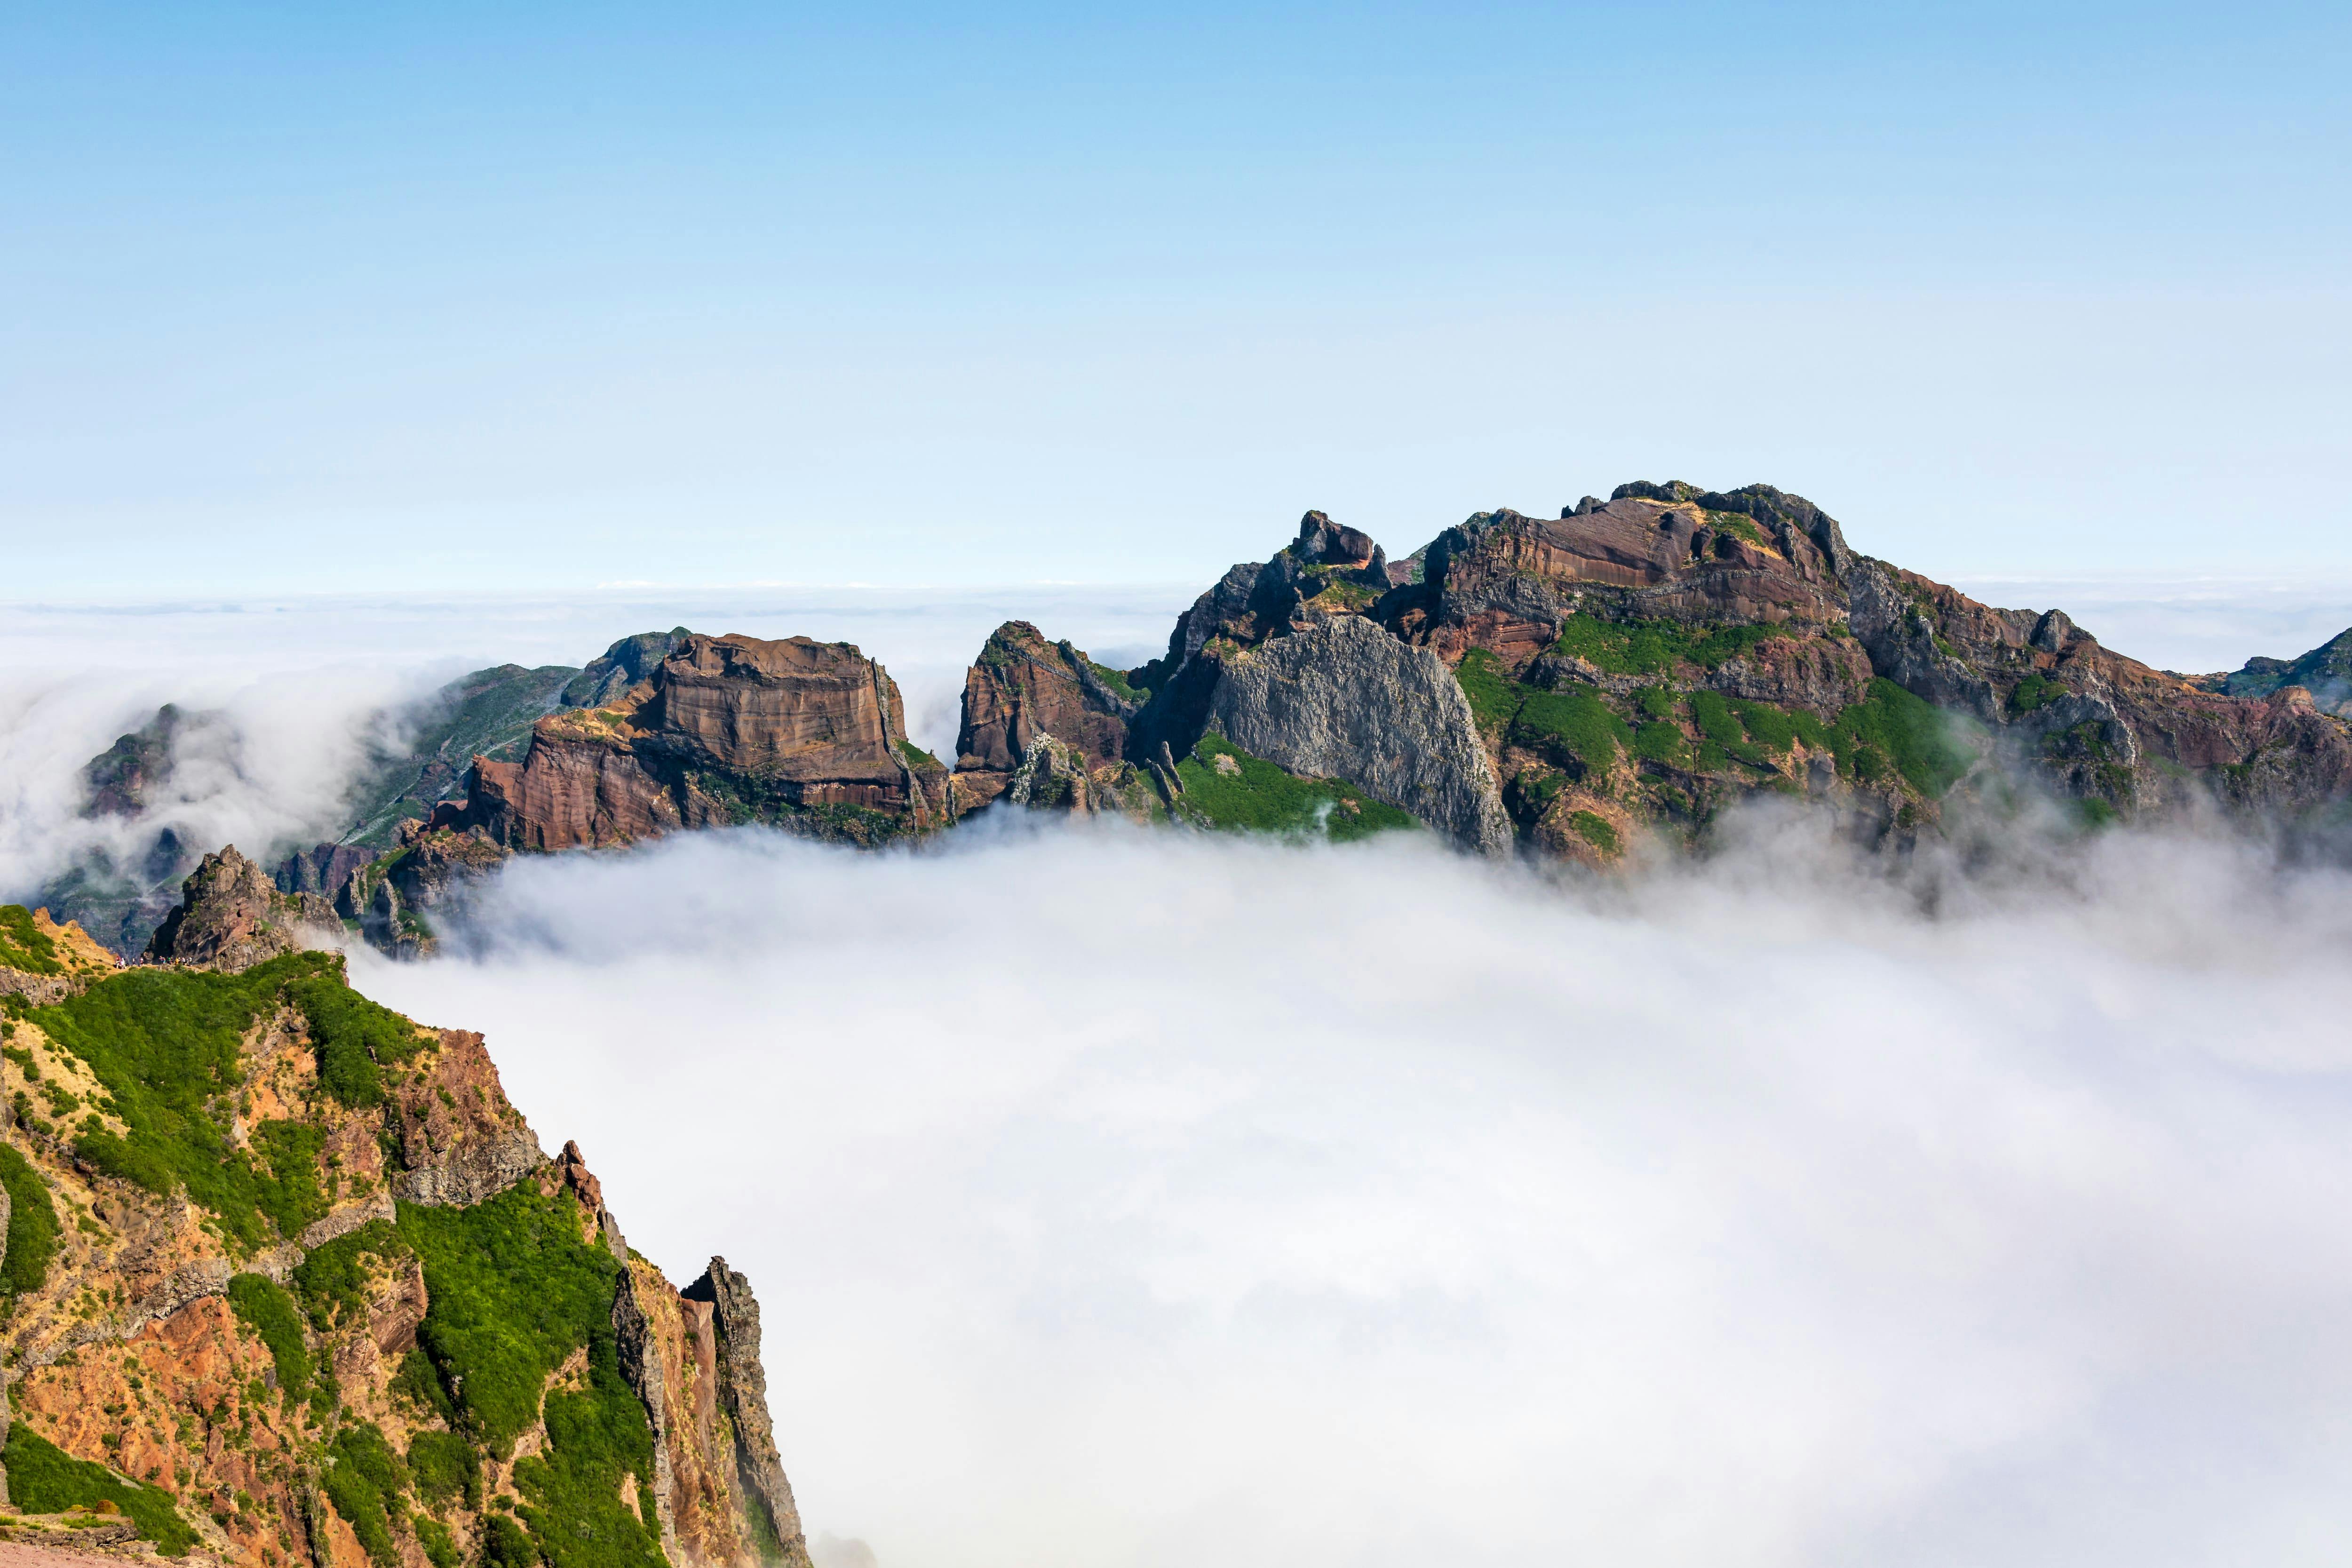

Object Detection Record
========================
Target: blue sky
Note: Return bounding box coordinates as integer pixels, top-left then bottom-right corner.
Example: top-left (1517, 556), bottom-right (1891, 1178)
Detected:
top-left (3, 2), bottom-right (2347, 597)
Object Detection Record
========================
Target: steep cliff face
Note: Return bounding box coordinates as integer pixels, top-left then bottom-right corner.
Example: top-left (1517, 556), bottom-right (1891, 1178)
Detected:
top-left (445, 634), bottom-right (946, 853)
top-left (0, 874), bottom-right (813, 1568)
top-left (948, 622), bottom-right (1141, 816)
top-left (1203, 617), bottom-right (1511, 856)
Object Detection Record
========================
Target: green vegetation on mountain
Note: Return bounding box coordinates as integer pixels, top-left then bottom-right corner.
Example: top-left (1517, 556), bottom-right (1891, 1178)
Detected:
top-left (28, 952), bottom-right (346, 1250)
top-left (0, 905), bottom-right (62, 975)
top-left (0, 1424), bottom-right (198, 1554)
top-left (324, 1421), bottom-right (411, 1567)
top-left (1174, 733), bottom-right (1417, 842)
top-left (286, 973), bottom-right (429, 1109)
top-left (226, 1271), bottom-right (314, 1403)
top-left (1548, 615), bottom-right (1788, 677)
top-left (0, 1141), bottom-right (60, 1294)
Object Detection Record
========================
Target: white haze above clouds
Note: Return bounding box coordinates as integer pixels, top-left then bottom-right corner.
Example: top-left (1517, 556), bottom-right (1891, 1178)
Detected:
top-left (347, 816), bottom-right (2352, 1568)
top-left (2, 581), bottom-right (2350, 1563)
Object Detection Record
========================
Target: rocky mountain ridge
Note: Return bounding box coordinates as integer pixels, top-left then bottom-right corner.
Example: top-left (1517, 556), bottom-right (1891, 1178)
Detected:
top-left (0, 862), bottom-right (812, 1568)
top-left (26, 482), bottom-right (2352, 956)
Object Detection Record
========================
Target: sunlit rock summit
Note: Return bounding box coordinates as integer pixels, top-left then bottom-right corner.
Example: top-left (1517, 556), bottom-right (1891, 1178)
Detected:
top-left (31, 479), bottom-right (2352, 956)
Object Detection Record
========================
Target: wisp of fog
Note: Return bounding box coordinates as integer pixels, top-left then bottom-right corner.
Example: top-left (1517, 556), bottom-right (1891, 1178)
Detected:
top-left (349, 816), bottom-right (2352, 1568)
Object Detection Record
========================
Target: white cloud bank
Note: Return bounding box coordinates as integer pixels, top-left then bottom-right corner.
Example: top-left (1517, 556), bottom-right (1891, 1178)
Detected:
top-left (347, 814), bottom-right (2352, 1568)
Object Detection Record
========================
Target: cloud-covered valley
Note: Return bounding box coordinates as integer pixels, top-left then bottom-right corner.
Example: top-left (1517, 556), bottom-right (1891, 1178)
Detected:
top-left (352, 817), bottom-right (2352, 1568)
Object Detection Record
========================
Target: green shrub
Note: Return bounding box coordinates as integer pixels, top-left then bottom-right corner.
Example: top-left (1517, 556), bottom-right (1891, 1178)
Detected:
top-left (0, 907), bottom-right (61, 976)
top-left (1452, 649), bottom-right (1521, 735)
top-left (225, 1273), bottom-right (311, 1402)
top-left (1636, 686), bottom-right (1678, 721)
top-left (417, 1517), bottom-right (463, 1568)
top-left (287, 975), bottom-right (427, 1110)
top-left (0, 1141), bottom-right (60, 1295)
top-left (1512, 690), bottom-right (1633, 776)
top-left (397, 1187), bottom-right (624, 1458)
top-left (1631, 722), bottom-right (1687, 766)
top-left (1832, 679), bottom-right (1975, 797)
top-left (408, 1429), bottom-right (480, 1511)
top-left (1549, 615), bottom-right (1786, 677)
top-left (394, 1346), bottom-right (458, 1424)
top-left (483, 1513), bottom-right (540, 1568)
top-left (2010, 673), bottom-right (2056, 714)
top-left (324, 1422), bottom-right (409, 1567)
top-left (509, 1331), bottom-right (665, 1568)
top-left (1701, 509), bottom-right (1770, 548)
top-left (246, 1119), bottom-right (328, 1240)
top-left (293, 1219), bottom-right (408, 1332)
top-left (1567, 812), bottom-right (1621, 856)
top-left (1, 1424), bottom-right (197, 1554)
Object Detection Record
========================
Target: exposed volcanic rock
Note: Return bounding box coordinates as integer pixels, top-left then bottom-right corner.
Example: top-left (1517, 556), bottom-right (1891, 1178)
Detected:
top-left (142, 845), bottom-right (336, 971)
top-left (683, 1258), bottom-right (816, 1568)
top-left (441, 633), bottom-right (947, 851)
top-left (1204, 615), bottom-right (1512, 855)
top-left (1383, 483), bottom-right (1851, 673)
top-left (561, 626), bottom-right (693, 708)
top-left (0, 876), bottom-right (811, 1566)
top-left (1851, 563), bottom-right (2352, 816)
top-left (2220, 627), bottom-right (2352, 717)
top-left (81, 704), bottom-right (186, 819)
top-left (1000, 732), bottom-right (1158, 821)
top-left (949, 621), bottom-right (1139, 814)
top-left (276, 841), bottom-right (373, 900)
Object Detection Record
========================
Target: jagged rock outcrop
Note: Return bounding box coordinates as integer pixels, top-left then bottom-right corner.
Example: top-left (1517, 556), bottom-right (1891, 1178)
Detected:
top-left (0, 877), bottom-right (813, 1567)
top-left (950, 622), bottom-right (1140, 814)
top-left (442, 633), bottom-right (948, 850)
top-left (1000, 733), bottom-right (1157, 820)
top-left (1204, 616), bottom-right (1512, 855)
top-left (561, 627), bottom-right (693, 708)
top-left (142, 845), bottom-right (336, 971)
top-left (684, 1259), bottom-right (815, 1568)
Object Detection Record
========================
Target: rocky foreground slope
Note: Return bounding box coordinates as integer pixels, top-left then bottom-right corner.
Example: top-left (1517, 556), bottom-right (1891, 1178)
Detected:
top-left (0, 873), bottom-right (812, 1568)
top-left (32, 481), bottom-right (2352, 956)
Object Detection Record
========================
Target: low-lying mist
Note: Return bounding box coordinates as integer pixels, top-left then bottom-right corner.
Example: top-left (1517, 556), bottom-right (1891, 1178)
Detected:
top-left (349, 814), bottom-right (2352, 1568)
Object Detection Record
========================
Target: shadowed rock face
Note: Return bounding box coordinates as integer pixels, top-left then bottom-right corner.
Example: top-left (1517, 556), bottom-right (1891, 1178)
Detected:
top-left (444, 633), bottom-right (947, 850)
top-left (142, 846), bottom-right (335, 971)
top-left (683, 1258), bottom-right (816, 1568)
top-left (950, 621), bottom-right (1137, 813)
top-left (1847, 560), bottom-right (2352, 815)
top-left (1206, 615), bottom-right (1512, 855)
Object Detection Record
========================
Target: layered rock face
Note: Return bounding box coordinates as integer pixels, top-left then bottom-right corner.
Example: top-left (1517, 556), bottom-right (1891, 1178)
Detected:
top-left (446, 633), bottom-right (947, 851)
top-left (1384, 483), bottom-right (1852, 671)
top-left (949, 622), bottom-right (1140, 814)
top-left (0, 873), bottom-right (812, 1568)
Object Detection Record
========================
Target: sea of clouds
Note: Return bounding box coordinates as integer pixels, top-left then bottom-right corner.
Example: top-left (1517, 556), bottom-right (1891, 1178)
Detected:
top-left (3, 582), bottom-right (2351, 1567)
